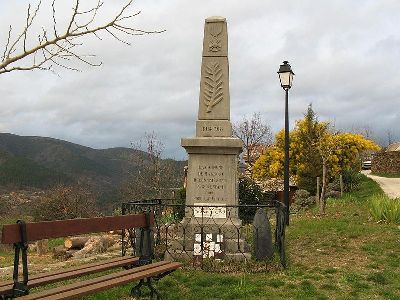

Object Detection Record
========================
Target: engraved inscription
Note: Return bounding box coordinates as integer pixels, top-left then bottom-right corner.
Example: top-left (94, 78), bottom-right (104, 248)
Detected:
top-left (208, 23), bottom-right (223, 52)
top-left (193, 204), bottom-right (226, 219)
top-left (193, 165), bottom-right (226, 202)
top-left (202, 125), bottom-right (224, 133)
top-left (203, 62), bottom-right (223, 113)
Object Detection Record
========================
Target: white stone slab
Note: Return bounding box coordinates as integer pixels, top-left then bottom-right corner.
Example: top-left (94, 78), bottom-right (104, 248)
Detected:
top-left (194, 243), bottom-right (201, 255)
top-left (217, 234), bottom-right (223, 243)
top-left (195, 234), bottom-right (201, 242)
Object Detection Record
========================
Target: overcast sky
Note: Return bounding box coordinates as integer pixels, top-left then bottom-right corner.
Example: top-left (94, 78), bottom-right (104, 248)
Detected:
top-left (1, 0), bottom-right (399, 159)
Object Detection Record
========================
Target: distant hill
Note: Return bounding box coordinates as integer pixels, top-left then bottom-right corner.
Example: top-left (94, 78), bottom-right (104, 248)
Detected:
top-left (0, 133), bottom-right (186, 195)
top-left (0, 156), bottom-right (72, 188)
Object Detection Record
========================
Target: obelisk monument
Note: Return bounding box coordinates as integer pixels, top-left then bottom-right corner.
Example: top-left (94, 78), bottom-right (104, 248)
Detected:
top-left (169, 16), bottom-right (250, 261)
top-left (181, 16), bottom-right (243, 220)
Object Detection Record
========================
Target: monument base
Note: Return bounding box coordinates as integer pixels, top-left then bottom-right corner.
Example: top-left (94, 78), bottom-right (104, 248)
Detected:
top-left (163, 217), bottom-right (252, 263)
top-left (165, 250), bottom-right (251, 263)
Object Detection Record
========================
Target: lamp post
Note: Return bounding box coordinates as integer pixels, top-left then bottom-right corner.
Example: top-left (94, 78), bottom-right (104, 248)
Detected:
top-left (277, 61), bottom-right (294, 225)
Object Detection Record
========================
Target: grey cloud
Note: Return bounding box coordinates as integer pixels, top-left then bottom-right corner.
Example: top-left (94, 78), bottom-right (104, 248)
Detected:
top-left (1, 0), bottom-right (400, 159)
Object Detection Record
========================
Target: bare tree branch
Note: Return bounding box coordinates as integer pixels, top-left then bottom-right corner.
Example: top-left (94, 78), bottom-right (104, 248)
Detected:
top-left (2, 26), bottom-right (12, 62)
top-left (233, 113), bottom-right (273, 175)
top-left (7, 1), bottom-right (41, 59)
top-left (52, 0), bottom-right (58, 38)
top-left (0, 0), bottom-right (164, 75)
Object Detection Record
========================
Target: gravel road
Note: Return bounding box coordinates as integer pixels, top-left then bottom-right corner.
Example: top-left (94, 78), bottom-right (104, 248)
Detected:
top-left (363, 170), bottom-right (400, 199)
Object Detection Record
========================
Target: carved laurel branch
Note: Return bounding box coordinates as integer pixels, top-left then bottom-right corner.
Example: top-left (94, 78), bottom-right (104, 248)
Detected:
top-left (203, 62), bottom-right (223, 113)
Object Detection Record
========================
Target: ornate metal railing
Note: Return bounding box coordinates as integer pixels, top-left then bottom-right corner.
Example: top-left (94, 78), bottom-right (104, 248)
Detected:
top-left (121, 200), bottom-right (286, 270)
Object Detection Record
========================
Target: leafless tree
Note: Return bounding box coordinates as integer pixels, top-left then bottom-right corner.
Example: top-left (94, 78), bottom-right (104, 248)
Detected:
top-left (348, 124), bottom-right (374, 139)
top-left (233, 113), bottom-right (272, 174)
top-left (387, 129), bottom-right (394, 146)
top-left (0, 0), bottom-right (163, 75)
top-left (122, 132), bottom-right (181, 201)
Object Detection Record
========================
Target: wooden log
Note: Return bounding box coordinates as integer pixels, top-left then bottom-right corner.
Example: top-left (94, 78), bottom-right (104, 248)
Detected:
top-left (64, 237), bottom-right (90, 249)
top-left (52, 245), bottom-right (67, 259)
top-left (109, 230), bottom-right (123, 235)
top-left (72, 235), bottom-right (118, 258)
top-left (65, 249), bottom-right (79, 259)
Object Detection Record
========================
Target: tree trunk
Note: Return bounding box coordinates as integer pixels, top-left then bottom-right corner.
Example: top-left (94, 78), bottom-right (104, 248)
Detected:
top-left (64, 237), bottom-right (90, 249)
top-left (319, 159), bottom-right (328, 214)
top-left (339, 174), bottom-right (344, 197)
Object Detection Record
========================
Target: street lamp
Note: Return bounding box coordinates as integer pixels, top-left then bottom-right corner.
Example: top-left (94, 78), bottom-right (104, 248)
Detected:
top-left (278, 61), bottom-right (294, 225)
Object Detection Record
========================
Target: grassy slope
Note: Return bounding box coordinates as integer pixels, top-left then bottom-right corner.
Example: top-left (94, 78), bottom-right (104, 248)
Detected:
top-left (1, 176), bottom-right (399, 299)
top-left (84, 176), bottom-right (399, 300)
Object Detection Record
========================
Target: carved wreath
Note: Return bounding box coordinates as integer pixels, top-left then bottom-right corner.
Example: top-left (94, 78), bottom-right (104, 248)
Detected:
top-left (208, 23), bottom-right (223, 52)
top-left (204, 62), bottom-right (223, 113)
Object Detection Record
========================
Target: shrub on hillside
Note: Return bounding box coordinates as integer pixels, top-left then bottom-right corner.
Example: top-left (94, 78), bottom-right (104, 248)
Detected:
top-left (33, 185), bottom-right (99, 221)
top-left (0, 199), bottom-right (6, 216)
top-left (342, 170), bottom-right (363, 192)
top-left (0, 157), bottom-right (71, 188)
top-left (292, 189), bottom-right (315, 210)
top-left (325, 190), bottom-right (341, 199)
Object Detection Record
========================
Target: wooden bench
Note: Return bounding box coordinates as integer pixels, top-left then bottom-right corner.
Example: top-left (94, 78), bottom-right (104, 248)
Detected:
top-left (0, 212), bottom-right (181, 299)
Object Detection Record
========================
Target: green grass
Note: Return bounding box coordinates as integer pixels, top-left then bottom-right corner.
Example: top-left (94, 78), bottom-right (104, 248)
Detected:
top-left (369, 194), bottom-right (400, 224)
top-left (2, 175), bottom-right (400, 299)
top-left (82, 175), bottom-right (400, 299)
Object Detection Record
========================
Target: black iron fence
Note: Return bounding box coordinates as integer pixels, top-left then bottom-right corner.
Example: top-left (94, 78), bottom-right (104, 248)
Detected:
top-left (121, 200), bottom-right (286, 271)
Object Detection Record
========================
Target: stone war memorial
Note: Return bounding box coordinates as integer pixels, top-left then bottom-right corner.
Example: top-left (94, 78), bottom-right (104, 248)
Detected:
top-left (123, 15), bottom-right (285, 268)
top-left (166, 16), bottom-right (251, 261)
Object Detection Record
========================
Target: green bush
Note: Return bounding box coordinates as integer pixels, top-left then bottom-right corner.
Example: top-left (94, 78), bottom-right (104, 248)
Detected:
top-left (369, 194), bottom-right (400, 224)
top-left (238, 177), bottom-right (270, 224)
top-left (342, 170), bottom-right (363, 192)
top-left (173, 187), bottom-right (186, 222)
top-left (292, 189), bottom-right (315, 210)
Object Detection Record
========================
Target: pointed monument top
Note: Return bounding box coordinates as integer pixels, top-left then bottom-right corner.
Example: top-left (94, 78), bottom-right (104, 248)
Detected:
top-left (199, 16), bottom-right (229, 122)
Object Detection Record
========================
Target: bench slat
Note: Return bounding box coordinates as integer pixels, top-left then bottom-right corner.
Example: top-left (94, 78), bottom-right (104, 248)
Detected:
top-left (0, 256), bottom-right (136, 288)
top-left (19, 261), bottom-right (181, 300)
top-left (0, 256), bottom-right (139, 295)
top-left (1, 213), bottom-right (154, 244)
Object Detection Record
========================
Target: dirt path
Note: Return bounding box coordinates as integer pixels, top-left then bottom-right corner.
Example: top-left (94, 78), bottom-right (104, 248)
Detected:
top-left (362, 170), bottom-right (400, 198)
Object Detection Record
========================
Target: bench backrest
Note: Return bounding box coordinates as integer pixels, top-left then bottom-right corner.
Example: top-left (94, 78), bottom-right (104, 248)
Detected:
top-left (1, 213), bottom-right (154, 244)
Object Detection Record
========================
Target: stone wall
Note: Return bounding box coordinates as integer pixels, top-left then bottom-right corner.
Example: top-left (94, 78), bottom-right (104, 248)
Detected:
top-left (371, 151), bottom-right (400, 174)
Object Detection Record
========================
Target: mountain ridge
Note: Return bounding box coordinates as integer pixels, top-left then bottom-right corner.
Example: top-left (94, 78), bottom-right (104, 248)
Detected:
top-left (0, 133), bottom-right (185, 193)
